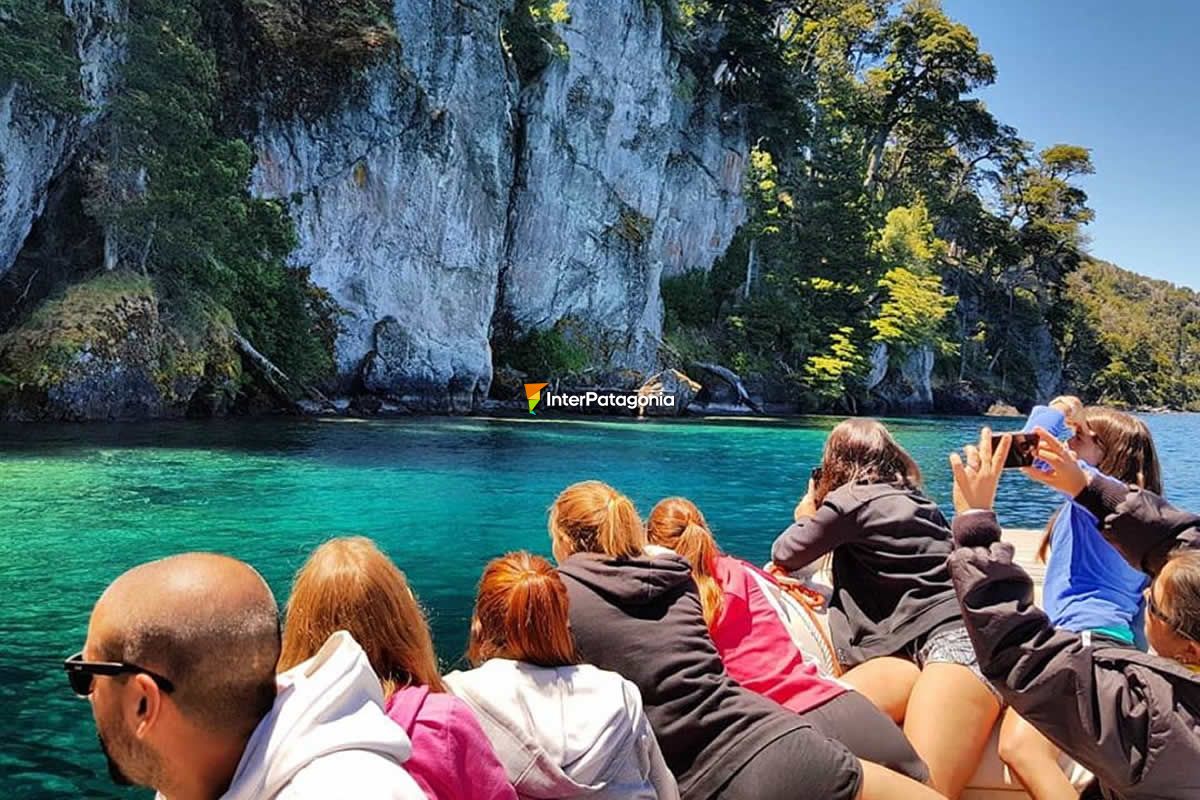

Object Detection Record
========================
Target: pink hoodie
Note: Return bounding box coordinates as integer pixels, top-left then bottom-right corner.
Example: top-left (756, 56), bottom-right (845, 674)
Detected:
top-left (386, 685), bottom-right (518, 800)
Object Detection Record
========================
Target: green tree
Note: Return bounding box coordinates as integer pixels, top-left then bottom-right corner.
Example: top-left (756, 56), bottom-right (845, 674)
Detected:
top-left (87, 0), bottom-right (336, 383)
top-left (0, 0), bottom-right (83, 113)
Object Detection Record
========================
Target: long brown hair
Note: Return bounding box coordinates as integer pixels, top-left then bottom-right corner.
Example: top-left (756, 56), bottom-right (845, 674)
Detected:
top-left (466, 551), bottom-right (580, 668)
top-left (812, 418), bottom-right (923, 504)
top-left (279, 536), bottom-right (446, 695)
top-left (1039, 407), bottom-right (1163, 561)
top-left (647, 497), bottom-right (724, 626)
top-left (548, 480), bottom-right (646, 559)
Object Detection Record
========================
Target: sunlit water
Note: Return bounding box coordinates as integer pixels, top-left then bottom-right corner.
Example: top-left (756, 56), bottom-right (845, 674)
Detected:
top-left (3, 413), bottom-right (1199, 797)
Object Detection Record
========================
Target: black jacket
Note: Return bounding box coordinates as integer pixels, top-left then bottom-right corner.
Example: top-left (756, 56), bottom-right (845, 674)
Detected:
top-left (558, 551), bottom-right (858, 800)
top-left (771, 481), bottom-right (963, 665)
top-left (949, 489), bottom-right (1200, 800)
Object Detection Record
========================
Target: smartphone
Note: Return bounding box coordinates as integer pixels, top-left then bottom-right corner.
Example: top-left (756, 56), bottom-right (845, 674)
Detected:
top-left (993, 432), bottom-right (1039, 469)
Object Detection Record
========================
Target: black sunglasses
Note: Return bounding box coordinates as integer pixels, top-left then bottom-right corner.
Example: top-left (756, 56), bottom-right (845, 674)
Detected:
top-left (63, 651), bottom-right (176, 698)
top-left (810, 466), bottom-right (823, 485)
top-left (1146, 582), bottom-right (1198, 643)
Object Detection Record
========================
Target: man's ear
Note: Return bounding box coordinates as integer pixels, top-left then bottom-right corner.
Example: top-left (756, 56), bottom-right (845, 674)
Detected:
top-left (130, 673), bottom-right (165, 738)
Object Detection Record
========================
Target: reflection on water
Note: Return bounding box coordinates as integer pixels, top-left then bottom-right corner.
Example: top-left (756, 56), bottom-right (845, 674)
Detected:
top-left (3, 413), bottom-right (1199, 797)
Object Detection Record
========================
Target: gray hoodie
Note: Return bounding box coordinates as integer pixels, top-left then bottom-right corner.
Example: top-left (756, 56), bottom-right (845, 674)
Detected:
top-left (444, 659), bottom-right (678, 800)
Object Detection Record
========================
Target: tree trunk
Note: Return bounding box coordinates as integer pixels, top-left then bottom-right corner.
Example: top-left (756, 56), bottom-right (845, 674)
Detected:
top-left (742, 237), bottom-right (759, 300)
top-left (691, 361), bottom-right (764, 414)
top-left (230, 329), bottom-right (336, 413)
top-left (863, 130), bottom-right (889, 192)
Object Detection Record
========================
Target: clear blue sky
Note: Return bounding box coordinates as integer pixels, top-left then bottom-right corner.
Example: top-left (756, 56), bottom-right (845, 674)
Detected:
top-left (942, 0), bottom-right (1199, 289)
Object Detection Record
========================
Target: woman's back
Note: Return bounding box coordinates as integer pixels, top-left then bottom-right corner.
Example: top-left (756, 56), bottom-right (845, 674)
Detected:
top-left (557, 551), bottom-right (809, 800)
top-left (773, 481), bottom-right (961, 665)
top-left (444, 659), bottom-right (668, 800)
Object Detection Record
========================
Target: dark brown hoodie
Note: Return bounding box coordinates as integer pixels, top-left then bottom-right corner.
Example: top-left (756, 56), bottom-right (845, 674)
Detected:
top-left (558, 551), bottom-right (861, 800)
top-left (948, 489), bottom-right (1200, 800)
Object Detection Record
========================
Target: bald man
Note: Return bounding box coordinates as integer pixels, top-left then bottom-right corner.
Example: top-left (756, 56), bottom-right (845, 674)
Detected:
top-left (65, 553), bottom-right (426, 799)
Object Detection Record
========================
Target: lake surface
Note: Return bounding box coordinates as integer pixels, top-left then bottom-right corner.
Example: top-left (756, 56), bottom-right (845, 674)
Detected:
top-left (3, 412), bottom-right (1199, 797)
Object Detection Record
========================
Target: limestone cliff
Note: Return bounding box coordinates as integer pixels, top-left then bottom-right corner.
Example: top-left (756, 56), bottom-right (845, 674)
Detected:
top-left (501, 0), bottom-right (745, 371)
top-left (0, 0), bottom-right (746, 418)
top-left (0, 0), bottom-right (122, 278)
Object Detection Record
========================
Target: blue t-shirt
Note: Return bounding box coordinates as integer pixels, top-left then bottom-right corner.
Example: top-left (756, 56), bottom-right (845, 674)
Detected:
top-left (1041, 500), bottom-right (1147, 642)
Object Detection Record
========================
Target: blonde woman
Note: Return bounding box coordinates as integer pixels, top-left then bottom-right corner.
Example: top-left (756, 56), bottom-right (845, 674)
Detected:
top-left (647, 497), bottom-right (927, 783)
top-left (280, 537), bottom-right (516, 800)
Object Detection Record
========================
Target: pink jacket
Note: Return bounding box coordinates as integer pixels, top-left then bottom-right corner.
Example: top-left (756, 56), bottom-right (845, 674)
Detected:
top-left (710, 554), bottom-right (845, 714)
top-left (386, 685), bottom-right (518, 800)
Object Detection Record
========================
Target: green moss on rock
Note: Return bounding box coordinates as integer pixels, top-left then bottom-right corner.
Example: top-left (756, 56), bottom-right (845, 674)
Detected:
top-left (0, 272), bottom-right (242, 421)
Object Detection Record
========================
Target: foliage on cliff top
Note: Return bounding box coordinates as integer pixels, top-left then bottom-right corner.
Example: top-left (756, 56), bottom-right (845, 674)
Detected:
top-left (0, 0), bottom-right (84, 113)
top-left (662, 0), bottom-right (1100, 411)
top-left (1061, 261), bottom-right (1200, 411)
top-left (503, 0), bottom-right (571, 84)
top-left (214, 0), bottom-right (399, 120)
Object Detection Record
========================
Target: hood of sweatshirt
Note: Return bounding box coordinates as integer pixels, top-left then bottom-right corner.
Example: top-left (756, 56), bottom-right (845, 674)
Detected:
top-left (445, 659), bottom-right (646, 798)
top-left (556, 551), bottom-right (693, 608)
top-left (220, 631), bottom-right (414, 800)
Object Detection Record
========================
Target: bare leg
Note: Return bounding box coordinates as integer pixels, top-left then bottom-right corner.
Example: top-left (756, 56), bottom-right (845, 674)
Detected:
top-left (857, 760), bottom-right (947, 800)
top-left (903, 663), bottom-right (1001, 799)
top-left (840, 657), bottom-right (921, 724)
top-left (998, 709), bottom-right (1078, 800)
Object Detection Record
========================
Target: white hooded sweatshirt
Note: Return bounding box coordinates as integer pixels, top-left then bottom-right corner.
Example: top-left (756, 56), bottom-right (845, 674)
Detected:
top-left (444, 659), bottom-right (678, 800)
top-left (214, 631), bottom-right (426, 800)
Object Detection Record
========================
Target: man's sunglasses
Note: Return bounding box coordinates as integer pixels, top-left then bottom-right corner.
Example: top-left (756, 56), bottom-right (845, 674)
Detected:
top-left (63, 651), bottom-right (176, 698)
top-left (1146, 582), bottom-right (1198, 643)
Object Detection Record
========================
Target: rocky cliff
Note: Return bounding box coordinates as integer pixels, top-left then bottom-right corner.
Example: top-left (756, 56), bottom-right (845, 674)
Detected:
top-left (248, 0), bottom-right (746, 410)
top-left (0, 0), bottom-right (746, 418)
top-left (0, 0), bottom-right (122, 279)
top-left (502, 0), bottom-right (745, 372)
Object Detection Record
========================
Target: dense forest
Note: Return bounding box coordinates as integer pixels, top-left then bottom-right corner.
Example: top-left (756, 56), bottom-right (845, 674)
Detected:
top-left (650, 0), bottom-right (1197, 412)
top-left (1, 0), bottom-right (1197, 417)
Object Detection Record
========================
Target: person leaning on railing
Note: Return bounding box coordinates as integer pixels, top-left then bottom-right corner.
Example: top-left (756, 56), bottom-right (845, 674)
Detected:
top-left (945, 428), bottom-right (1200, 800)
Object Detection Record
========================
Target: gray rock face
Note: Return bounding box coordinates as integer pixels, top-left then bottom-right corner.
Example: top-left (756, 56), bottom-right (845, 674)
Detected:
top-left (4, 0), bottom-right (748, 414)
top-left (0, 0), bottom-right (122, 277)
top-left (1029, 322), bottom-right (1063, 403)
top-left (250, 0), bottom-right (516, 411)
top-left (865, 342), bottom-right (935, 412)
top-left (502, 0), bottom-right (746, 371)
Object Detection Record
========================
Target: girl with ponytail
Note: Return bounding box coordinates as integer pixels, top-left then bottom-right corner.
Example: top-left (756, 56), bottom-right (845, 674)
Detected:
top-left (647, 497), bottom-right (928, 784)
top-left (552, 480), bottom-right (941, 800)
top-left (445, 552), bottom-right (678, 800)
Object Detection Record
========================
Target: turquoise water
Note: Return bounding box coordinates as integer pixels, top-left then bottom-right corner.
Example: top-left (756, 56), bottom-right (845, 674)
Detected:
top-left (3, 413), bottom-right (1199, 798)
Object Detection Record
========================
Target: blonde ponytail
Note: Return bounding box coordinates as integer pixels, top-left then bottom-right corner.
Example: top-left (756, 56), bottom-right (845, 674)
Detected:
top-left (549, 481), bottom-right (646, 560)
top-left (647, 498), bottom-right (725, 626)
